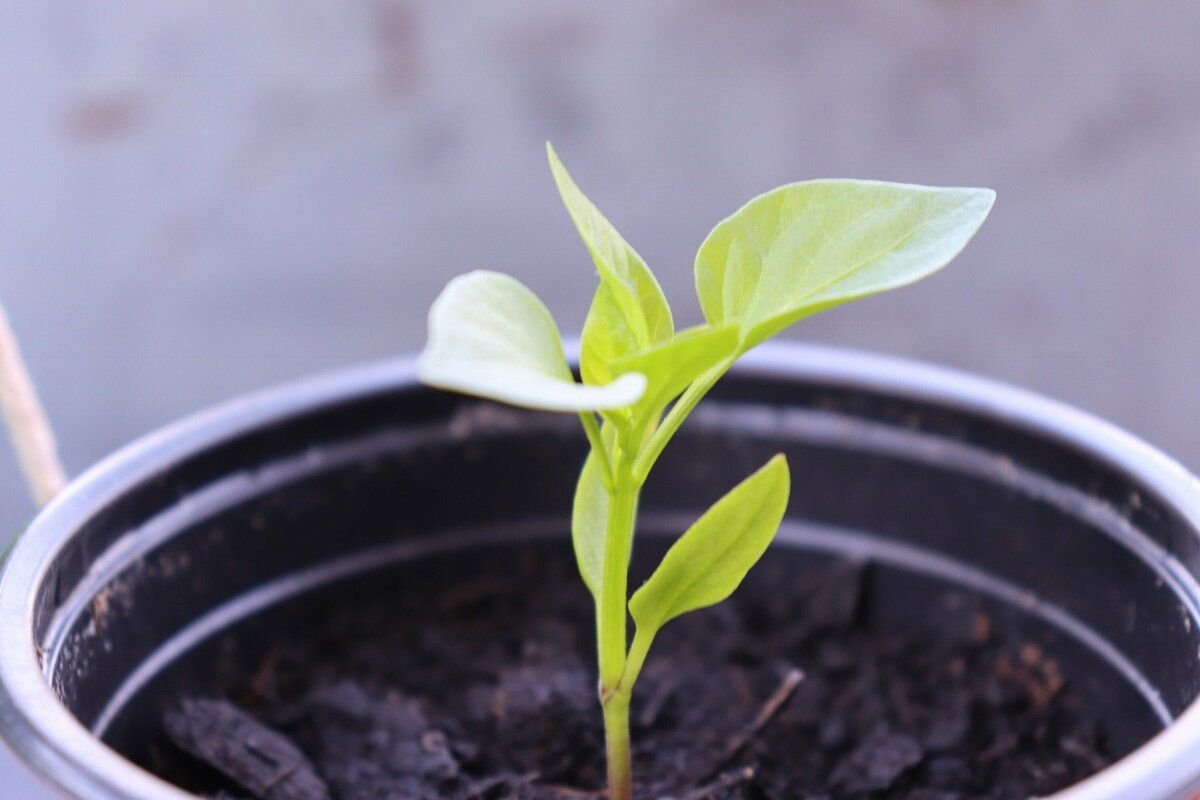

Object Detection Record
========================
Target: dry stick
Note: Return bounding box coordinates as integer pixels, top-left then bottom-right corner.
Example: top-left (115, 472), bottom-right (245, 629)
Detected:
top-left (0, 299), bottom-right (66, 506)
top-left (700, 667), bottom-right (805, 783)
top-left (542, 784), bottom-right (606, 799)
top-left (670, 767), bottom-right (756, 800)
top-left (460, 772), bottom-right (540, 800)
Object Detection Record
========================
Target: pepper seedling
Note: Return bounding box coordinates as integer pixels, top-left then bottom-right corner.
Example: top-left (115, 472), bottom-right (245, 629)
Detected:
top-left (417, 145), bottom-right (994, 800)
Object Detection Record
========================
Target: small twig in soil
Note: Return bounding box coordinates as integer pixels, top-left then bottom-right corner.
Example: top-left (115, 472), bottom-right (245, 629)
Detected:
top-left (0, 299), bottom-right (66, 507)
top-left (540, 783), bottom-right (606, 798)
top-left (701, 667), bottom-right (804, 782)
top-left (665, 767), bottom-right (756, 800)
top-left (246, 644), bottom-right (284, 702)
top-left (459, 771), bottom-right (540, 800)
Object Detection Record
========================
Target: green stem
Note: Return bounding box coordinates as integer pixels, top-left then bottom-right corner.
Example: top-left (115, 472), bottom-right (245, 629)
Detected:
top-left (632, 358), bottom-right (734, 483)
top-left (603, 694), bottom-right (633, 800)
top-left (598, 465), bottom-right (639, 800)
top-left (618, 625), bottom-right (655, 696)
top-left (598, 470), bottom-right (638, 688)
top-left (578, 412), bottom-right (615, 489)
top-left (595, 350), bottom-right (733, 798)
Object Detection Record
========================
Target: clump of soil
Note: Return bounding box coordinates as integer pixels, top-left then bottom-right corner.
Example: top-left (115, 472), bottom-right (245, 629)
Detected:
top-left (160, 551), bottom-right (1112, 799)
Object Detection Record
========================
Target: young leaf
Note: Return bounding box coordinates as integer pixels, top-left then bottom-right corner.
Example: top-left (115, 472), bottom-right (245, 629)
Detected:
top-left (607, 323), bottom-right (739, 428)
top-left (579, 283), bottom-right (641, 386)
top-left (418, 270), bottom-right (646, 411)
top-left (572, 448), bottom-right (609, 598)
top-left (695, 180), bottom-right (995, 349)
top-left (547, 143), bottom-right (674, 381)
top-left (629, 455), bottom-right (790, 636)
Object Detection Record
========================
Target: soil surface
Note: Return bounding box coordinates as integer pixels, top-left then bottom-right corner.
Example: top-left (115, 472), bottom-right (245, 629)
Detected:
top-left (160, 551), bottom-right (1113, 799)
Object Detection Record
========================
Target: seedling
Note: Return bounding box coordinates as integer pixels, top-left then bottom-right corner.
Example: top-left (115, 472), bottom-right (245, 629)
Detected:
top-left (417, 145), bottom-right (994, 800)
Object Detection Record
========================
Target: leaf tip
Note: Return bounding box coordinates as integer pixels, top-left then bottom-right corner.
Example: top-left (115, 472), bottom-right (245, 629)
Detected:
top-left (545, 141), bottom-right (567, 181)
top-left (970, 186), bottom-right (997, 214)
top-left (954, 187), bottom-right (997, 230)
top-left (764, 452), bottom-right (791, 490)
top-left (607, 370), bottom-right (648, 407)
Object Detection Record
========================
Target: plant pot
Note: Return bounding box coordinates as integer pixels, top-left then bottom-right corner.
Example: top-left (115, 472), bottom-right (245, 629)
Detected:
top-left (1, 342), bottom-right (1199, 799)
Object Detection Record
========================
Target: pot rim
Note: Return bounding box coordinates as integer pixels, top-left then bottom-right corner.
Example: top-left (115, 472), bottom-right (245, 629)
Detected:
top-left (2, 341), bottom-right (1199, 800)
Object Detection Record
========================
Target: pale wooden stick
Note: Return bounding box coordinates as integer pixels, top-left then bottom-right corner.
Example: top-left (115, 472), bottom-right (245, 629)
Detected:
top-left (0, 299), bottom-right (66, 506)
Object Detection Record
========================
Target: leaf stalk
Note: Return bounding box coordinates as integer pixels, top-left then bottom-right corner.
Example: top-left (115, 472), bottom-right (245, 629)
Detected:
top-left (633, 357), bottom-right (734, 483)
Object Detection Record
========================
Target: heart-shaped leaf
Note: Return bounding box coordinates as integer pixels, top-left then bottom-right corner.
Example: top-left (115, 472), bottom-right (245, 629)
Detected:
top-left (547, 144), bottom-right (674, 382)
top-left (695, 180), bottom-right (995, 349)
top-left (418, 271), bottom-right (646, 411)
top-left (629, 455), bottom-right (789, 636)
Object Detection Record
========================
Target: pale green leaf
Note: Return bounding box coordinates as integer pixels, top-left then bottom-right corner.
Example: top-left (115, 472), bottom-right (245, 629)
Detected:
top-left (695, 180), bottom-right (995, 349)
top-left (547, 143), bottom-right (674, 380)
top-left (630, 455), bottom-right (790, 635)
top-left (609, 323), bottom-right (739, 425)
top-left (579, 283), bottom-right (640, 386)
top-left (571, 447), bottom-right (609, 598)
top-left (417, 270), bottom-right (646, 411)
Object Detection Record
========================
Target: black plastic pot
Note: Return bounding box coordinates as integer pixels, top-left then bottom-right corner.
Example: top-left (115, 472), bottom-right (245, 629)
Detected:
top-left (2, 342), bottom-right (1200, 799)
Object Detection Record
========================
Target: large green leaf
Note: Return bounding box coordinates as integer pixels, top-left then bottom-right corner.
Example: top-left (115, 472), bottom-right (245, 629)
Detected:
top-left (417, 271), bottom-right (645, 411)
top-left (629, 455), bottom-right (789, 635)
top-left (547, 143), bottom-right (674, 381)
top-left (695, 180), bottom-right (995, 349)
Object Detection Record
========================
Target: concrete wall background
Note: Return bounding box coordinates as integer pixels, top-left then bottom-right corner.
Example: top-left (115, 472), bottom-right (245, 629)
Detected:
top-left (2, 1), bottom-right (1199, 792)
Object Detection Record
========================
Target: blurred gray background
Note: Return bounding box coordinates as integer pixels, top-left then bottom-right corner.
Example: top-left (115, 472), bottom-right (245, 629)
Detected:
top-left (1, 1), bottom-right (1199, 793)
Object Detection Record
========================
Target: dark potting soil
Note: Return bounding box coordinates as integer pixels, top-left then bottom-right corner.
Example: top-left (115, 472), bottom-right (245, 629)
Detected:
top-left (160, 551), bottom-right (1114, 800)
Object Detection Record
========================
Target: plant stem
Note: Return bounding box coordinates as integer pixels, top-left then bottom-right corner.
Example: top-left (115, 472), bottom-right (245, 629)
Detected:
top-left (598, 463), bottom-right (639, 800)
top-left (598, 469), bottom-right (638, 688)
top-left (619, 626), bottom-right (655, 695)
top-left (632, 357), bottom-right (734, 483)
top-left (578, 411), bottom-right (615, 489)
top-left (593, 353), bottom-right (738, 798)
top-left (603, 693), bottom-right (633, 800)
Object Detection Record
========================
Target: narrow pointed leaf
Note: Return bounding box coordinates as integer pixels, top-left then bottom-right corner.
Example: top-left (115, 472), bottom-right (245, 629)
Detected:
top-left (547, 143), bottom-right (674, 380)
top-left (630, 455), bottom-right (790, 635)
top-left (417, 270), bottom-right (645, 411)
top-left (695, 180), bottom-right (995, 349)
